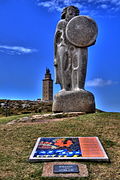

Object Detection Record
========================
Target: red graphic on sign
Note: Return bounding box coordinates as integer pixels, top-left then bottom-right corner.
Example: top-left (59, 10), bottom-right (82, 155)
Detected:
top-left (54, 138), bottom-right (73, 147)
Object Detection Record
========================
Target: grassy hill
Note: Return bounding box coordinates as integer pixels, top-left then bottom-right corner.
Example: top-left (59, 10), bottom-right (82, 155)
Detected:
top-left (0, 112), bottom-right (120, 180)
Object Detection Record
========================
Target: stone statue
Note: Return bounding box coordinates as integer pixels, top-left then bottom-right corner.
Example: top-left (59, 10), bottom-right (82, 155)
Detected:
top-left (53, 6), bottom-right (98, 113)
top-left (54, 6), bottom-right (79, 91)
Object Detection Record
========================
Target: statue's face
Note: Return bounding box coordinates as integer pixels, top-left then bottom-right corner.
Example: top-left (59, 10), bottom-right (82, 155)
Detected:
top-left (66, 7), bottom-right (77, 21)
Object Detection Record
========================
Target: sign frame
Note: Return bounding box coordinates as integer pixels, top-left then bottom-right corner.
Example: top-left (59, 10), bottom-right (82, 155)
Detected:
top-left (29, 137), bottom-right (109, 162)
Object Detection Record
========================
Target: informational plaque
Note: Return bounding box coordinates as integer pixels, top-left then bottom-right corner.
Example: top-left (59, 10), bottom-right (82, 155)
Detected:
top-left (53, 164), bottom-right (79, 173)
top-left (29, 137), bottom-right (109, 162)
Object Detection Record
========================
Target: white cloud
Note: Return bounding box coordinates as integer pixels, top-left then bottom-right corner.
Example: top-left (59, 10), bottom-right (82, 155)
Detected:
top-left (117, 1), bottom-right (120, 5)
top-left (38, 1), bottom-right (54, 8)
top-left (98, 0), bottom-right (120, 5)
top-left (111, 0), bottom-right (120, 3)
top-left (0, 45), bottom-right (38, 55)
top-left (100, 4), bottom-right (108, 9)
top-left (86, 78), bottom-right (118, 87)
top-left (88, 0), bottom-right (94, 2)
top-left (36, 0), bottom-right (120, 16)
top-left (64, 0), bottom-right (71, 6)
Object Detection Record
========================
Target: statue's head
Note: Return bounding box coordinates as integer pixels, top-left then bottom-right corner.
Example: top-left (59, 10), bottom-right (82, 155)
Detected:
top-left (61, 6), bottom-right (79, 21)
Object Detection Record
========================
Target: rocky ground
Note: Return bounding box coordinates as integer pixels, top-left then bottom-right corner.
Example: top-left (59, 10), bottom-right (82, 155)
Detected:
top-left (7, 112), bottom-right (85, 124)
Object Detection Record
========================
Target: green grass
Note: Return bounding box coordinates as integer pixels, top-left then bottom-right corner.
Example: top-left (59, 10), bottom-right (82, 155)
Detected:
top-left (0, 112), bottom-right (120, 180)
top-left (0, 114), bottom-right (33, 124)
top-left (0, 111), bottom-right (49, 124)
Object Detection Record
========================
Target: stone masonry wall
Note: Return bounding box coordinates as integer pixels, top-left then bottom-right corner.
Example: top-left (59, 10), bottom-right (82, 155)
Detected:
top-left (0, 99), bottom-right (52, 116)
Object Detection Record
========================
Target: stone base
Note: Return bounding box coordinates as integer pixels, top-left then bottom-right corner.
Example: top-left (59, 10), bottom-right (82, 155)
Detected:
top-left (52, 89), bottom-right (95, 113)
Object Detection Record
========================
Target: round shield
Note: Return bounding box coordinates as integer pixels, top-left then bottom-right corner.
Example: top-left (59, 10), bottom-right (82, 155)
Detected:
top-left (66, 16), bottom-right (98, 47)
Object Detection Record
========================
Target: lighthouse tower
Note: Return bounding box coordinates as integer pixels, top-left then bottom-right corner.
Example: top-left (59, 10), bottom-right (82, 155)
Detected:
top-left (42, 68), bottom-right (53, 101)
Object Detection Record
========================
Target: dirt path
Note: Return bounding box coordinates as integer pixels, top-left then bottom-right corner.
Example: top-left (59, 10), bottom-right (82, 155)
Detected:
top-left (19, 117), bottom-right (70, 125)
top-left (7, 112), bottom-right (85, 125)
top-left (7, 117), bottom-right (75, 125)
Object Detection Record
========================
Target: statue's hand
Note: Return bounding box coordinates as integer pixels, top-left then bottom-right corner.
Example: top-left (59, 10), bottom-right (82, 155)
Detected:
top-left (86, 40), bottom-right (96, 47)
top-left (92, 40), bottom-right (96, 45)
top-left (54, 59), bottom-right (57, 67)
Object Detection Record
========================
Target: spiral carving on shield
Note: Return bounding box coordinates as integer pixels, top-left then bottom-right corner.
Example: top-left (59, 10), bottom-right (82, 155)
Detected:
top-left (66, 16), bottom-right (98, 47)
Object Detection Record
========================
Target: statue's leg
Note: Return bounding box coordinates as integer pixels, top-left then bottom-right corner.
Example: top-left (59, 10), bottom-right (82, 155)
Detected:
top-left (72, 47), bottom-right (88, 90)
top-left (72, 48), bottom-right (88, 90)
top-left (72, 48), bottom-right (79, 90)
top-left (58, 46), bottom-right (66, 91)
top-left (60, 46), bottom-right (71, 91)
top-left (78, 47), bottom-right (88, 89)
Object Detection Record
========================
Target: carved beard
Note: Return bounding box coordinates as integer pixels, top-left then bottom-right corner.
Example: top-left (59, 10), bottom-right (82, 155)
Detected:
top-left (65, 14), bottom-right (75, 22)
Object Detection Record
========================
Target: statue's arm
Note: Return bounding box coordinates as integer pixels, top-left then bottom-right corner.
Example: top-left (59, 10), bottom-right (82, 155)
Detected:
top-left (54, 31), bottom-right (58, 67)
top-left (54, 20), bottom-right (64, 66)
top-left (54, 31), bottom-right (62, 66)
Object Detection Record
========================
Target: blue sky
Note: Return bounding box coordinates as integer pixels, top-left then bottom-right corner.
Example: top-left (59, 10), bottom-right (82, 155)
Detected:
top-left (0, 0), bottom-right (120, 112)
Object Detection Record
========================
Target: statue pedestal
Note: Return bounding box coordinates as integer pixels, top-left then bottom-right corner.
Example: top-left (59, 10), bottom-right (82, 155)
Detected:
top-left (52, 90), bottom-right (95, 113)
